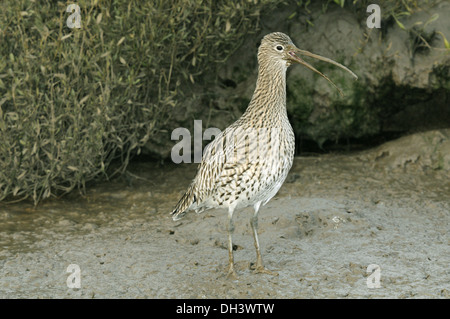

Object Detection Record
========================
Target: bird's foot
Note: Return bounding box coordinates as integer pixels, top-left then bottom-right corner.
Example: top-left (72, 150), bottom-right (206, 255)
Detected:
top-left (226, 265), bottom-right (238, 280)
top-left (254, 266), bottom-right (279, 276)
top-left (250, 262), bottom-right (279, 276)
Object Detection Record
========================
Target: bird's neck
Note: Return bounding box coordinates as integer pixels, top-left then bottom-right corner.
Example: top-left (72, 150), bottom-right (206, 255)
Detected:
top-left (243, 62), bottom-right (288, 125)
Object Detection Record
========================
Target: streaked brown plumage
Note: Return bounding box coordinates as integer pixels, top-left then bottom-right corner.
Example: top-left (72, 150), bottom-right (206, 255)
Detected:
top-left (171, 32), bottom-right (357, 278)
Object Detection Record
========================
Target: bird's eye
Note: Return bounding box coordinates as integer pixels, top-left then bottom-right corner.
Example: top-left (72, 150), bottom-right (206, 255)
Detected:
top-left (275, 45), bottom-right (284, 51)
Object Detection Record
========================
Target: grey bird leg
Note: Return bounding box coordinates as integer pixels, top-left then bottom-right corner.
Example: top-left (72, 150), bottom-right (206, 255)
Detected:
top-left (226, 206), bottom-right (238, 279)
top-left (251, 202), bottom-right (278, 276)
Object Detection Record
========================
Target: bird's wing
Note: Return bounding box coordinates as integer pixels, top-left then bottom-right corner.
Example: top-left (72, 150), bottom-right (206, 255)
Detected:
top-left (193, 125), bottom-right (256, 201)
top-left (171, 125), bottom-right (256, 220)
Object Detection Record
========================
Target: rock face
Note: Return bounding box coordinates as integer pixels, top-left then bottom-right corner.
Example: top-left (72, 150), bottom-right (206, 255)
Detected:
top-left (144, 1), bottom-right (450, 158)
top-left (288, 1), bottom-right (449, 146)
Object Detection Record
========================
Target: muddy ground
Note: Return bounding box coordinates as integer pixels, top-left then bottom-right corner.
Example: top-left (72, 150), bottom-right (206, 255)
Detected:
top-left (0, 130), bottom-right (449, 298)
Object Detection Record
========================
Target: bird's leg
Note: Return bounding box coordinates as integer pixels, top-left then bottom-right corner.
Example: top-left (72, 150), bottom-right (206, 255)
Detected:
top-left (250, 203), bottom-right (278, 276)
top-left (226, 207), bottom-right (238, 279)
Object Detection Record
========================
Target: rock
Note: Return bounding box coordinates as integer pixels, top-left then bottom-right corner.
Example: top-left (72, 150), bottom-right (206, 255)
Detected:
top-left (365, 129), bottom-right (450, 171)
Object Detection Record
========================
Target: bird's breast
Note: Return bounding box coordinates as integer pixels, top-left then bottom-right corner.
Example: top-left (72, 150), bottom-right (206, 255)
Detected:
top-left (208, 122), bottom-right (295, 209)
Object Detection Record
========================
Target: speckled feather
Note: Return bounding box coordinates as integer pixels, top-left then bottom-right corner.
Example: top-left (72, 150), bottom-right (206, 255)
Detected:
top-left (171, 32), bottom-right (296, 221)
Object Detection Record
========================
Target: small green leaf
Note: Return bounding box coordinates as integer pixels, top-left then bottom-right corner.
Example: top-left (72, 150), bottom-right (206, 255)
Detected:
top-left (437, 32), bottom-right (450, 49)
top-left (333, 0), bottom-right (345, 7)
top-left (424, 13), bottom-right (439, 28)
top-left (393, 15), bottom-right (406, 30)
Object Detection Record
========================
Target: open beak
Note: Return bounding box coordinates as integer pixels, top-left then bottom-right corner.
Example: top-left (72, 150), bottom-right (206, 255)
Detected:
top-left (287, 46), bottom-right (358, 96)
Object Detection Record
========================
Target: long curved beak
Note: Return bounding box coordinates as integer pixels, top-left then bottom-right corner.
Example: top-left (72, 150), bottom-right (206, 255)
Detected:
top-left (287, 46), bottom-right (358, 96)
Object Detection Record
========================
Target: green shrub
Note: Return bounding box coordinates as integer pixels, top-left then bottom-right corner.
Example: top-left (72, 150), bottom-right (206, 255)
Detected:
top-left (0, 0), bottom-right (279, 203)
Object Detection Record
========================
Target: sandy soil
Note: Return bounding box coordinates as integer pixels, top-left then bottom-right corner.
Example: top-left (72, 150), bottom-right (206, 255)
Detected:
top-left (0, 130), bottom-right (449, 298)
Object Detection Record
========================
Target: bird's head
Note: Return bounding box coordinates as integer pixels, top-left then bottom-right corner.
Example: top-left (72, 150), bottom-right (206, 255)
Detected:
top-left (258, 32), bottom-right (358, 96)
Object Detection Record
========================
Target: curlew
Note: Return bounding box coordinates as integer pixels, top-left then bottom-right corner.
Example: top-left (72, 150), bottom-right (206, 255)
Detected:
top-left (171, 32), bottom-right (357, 278)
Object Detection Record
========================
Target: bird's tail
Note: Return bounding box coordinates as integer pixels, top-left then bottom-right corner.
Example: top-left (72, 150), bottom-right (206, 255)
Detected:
top-left (171, 185), bottom-right (196, 221)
